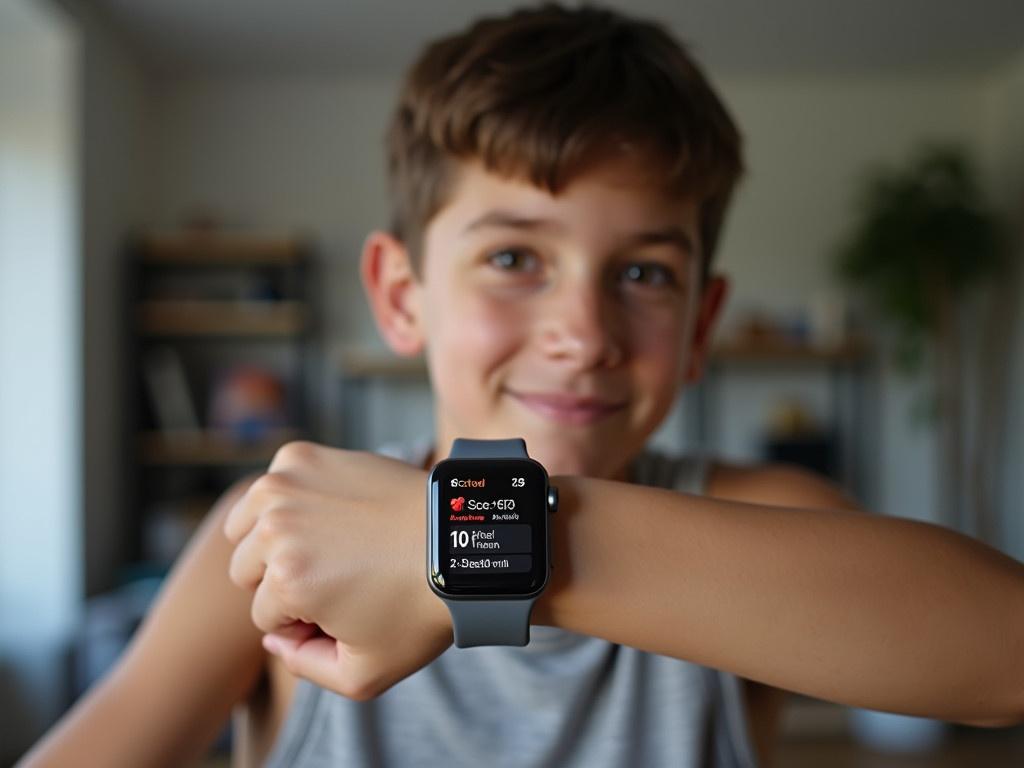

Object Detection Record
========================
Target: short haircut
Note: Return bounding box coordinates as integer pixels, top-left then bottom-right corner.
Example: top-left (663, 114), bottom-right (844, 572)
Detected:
top-left (386, 3), bottom-right (744, 280)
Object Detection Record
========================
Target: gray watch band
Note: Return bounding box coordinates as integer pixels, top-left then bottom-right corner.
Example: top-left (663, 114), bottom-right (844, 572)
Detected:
top-left (448, 599), bottom-right (536, 647)
top-left (445, 437), bottom-right (534, 648)
top-left (449, 437), bottom-right (528, 458)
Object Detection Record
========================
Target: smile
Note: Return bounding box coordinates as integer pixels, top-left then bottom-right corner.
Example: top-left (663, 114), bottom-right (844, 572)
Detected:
top-left (507, 390), bottom-right (627, 426)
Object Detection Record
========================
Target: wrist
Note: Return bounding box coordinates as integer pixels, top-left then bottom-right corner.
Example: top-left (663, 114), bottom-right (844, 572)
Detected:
top-left (532, 473), bottom-right (582, 630)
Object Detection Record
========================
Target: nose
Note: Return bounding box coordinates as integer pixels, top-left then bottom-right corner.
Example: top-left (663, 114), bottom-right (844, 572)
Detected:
top-left (537, 279), bottom-right (625, 370)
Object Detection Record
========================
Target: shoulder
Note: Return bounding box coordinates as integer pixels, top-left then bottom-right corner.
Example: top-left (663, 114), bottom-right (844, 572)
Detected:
top-left (706, 459), bottom-right (863, 512)
top-left (373, 436), bottom-right (434, 468)
top-left (633, 448), bottom-right (862, 513)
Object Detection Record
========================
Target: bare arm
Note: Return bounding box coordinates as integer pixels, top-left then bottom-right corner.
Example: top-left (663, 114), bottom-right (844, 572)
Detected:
top-left (18, 476), bottom-right (266, 768)
top-left (534, 465), bottom-right (1024, 727)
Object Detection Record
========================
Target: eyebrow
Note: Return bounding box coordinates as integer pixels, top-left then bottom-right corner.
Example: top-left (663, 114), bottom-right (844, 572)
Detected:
top-left (462, 210), bottom-right (564, 235)
top-left (461, 209), bottom-right (694, 255)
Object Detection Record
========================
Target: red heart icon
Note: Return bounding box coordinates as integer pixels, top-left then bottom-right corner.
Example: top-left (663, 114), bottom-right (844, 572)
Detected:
top-left (450, 496), bottom-right (465, 512)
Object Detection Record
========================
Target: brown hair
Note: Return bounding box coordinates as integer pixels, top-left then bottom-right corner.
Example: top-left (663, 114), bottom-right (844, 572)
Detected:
top-left (386, 3), bottom-right (743, 280)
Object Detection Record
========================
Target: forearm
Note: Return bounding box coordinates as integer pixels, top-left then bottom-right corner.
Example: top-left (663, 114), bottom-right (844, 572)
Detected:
top-left (17, 666), bottom-right (231, 768)
top-left (534, 475), bottom-right (1024, 724)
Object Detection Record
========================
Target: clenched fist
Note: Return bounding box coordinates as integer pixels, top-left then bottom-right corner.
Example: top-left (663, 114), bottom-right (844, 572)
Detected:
top-left (223, 441), bottom-right (452, 700)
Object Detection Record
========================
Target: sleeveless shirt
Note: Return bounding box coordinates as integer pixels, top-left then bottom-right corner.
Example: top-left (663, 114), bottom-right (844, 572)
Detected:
top-left (263, 438), bottom-right (759, 768)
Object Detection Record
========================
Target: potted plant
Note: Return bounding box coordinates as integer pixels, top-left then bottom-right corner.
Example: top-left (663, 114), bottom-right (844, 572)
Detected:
top-left (836, 143), bottom-right (1004, 533)
top-left (834, 144), bottom-right (1008, 752)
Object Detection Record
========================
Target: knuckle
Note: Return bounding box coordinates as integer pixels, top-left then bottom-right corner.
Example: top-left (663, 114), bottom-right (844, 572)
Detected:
top-left (264, 551), bottom-right (309, 605)
top-left (248, 472), bottom-right (293, 501)
top-left (270, 440), bottom-right (319, 471)
top-left (227, 551), bottom-right (245, 588)
top-left (257, 504), bottom-right (295, 540)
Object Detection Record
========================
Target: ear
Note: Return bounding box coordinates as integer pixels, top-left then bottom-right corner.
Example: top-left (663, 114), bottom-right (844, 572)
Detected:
top-left (360, 230), bottom-right (425, 357)
top-left (683, 273), bottom-right (728, 384)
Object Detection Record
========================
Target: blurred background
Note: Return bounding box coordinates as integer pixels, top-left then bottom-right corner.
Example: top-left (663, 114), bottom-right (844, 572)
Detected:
top-left (1, 0), bottom-right (1022, 764)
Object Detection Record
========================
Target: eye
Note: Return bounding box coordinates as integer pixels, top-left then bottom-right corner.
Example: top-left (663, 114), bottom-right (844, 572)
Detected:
top-left (620, 262), bottom-right (678, 288)
top-left (486, 248), bottom-right (539, 273)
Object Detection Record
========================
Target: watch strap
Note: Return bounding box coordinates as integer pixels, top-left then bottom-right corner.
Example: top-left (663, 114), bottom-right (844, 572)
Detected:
top-left (443, 437), bottom-right (535, 648)
top-left (449, 438), bottom-right (528, 459)
top-left (447, 598), bottom-right (536, 647)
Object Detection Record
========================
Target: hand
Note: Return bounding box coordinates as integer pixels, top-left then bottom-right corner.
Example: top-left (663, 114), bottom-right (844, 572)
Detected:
top-left (223, 441), bottom-right (452, 700)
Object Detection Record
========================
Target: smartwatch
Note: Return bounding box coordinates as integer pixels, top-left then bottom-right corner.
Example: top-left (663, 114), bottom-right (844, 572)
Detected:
top-left (426, 438), bottom-right (558, 648)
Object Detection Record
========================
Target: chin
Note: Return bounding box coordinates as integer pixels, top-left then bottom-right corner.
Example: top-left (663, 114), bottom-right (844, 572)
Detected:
top-left (528, 441), bottom-right (619, 479)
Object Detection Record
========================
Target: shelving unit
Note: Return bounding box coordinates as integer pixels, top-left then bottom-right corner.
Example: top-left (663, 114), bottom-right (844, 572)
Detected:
top-left (123, 230), bottom-right (319, 579)
top-left (688, 335), bottom-right (876, 502)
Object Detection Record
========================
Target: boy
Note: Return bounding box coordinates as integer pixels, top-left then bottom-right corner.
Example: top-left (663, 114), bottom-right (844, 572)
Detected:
top-left (21, 4), bottom-right (1024, 767)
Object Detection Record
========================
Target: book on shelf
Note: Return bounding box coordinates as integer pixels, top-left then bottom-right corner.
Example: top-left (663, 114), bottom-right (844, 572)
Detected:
top-left (142, 345), bottom-right (200, 433)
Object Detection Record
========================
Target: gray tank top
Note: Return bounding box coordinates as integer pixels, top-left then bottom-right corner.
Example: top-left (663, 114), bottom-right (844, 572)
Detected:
top-left (263, 439), bottom-right (759, 768)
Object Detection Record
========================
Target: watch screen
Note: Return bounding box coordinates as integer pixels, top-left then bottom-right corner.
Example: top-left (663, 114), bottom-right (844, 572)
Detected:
top-left (428, 458), bottom-right (549, 597)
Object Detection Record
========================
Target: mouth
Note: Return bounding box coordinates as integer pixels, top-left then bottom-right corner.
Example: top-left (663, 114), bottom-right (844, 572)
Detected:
top-left (506, 389), bottom-right (628, 426)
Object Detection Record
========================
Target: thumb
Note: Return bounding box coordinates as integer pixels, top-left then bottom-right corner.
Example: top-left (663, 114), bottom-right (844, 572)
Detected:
top-left (269, 620), bottom-right (320, 644)
top-left (263, 632), bottom-right (383, 701)
top-left (263, 630), bottom-right (336, 674)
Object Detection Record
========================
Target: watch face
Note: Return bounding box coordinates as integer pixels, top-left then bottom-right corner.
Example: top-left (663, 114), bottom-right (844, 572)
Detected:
top-left (427, 457), bottom-right (549, 598)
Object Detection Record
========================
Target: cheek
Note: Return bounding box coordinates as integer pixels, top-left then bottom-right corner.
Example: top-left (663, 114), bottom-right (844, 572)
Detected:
top-left (625, 306), bottom-right (691, 381)
top-left (427, 288), bottom-right (526, 381)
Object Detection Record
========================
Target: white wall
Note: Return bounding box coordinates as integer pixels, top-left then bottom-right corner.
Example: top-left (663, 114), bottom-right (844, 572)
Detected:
top-left (63, 0), bottom-right (154, 596)
top-left (0, 0), bottom-right (81, 755)
top-left (150, 74), bottom-right (395, 343)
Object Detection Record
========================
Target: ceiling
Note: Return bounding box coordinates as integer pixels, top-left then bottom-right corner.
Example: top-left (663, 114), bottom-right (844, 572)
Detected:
top-left (90, 0), bottom-right (1024, 78)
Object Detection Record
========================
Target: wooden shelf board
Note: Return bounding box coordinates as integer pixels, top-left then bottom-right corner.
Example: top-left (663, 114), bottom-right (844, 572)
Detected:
top-left (138, 300), bottom-right (308, 337)
top-left (138, 429), bottom-right (299, 466)
top-left (711, 338), bottom-right (871, 364)
top-left (139, 232), bottom-right (304, 266)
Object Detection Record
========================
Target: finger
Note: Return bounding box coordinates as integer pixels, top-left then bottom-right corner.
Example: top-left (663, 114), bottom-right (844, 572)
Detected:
top-left (250, 570), bottom-right (304, 635)
top-left (262, 633), bottom-right (359, 696)
top-left (269, 620), bottom-right (322, 644)
top-left (268, 440), bottom-right (325, 475)
top-left (223, 472), bottom-right (297, 543)
top-left (227, 525), bottom-right (268, 591)
top-left (264, 635), bottom-right (405, 702)
top-left (223, 480), bottom-right (262, 544)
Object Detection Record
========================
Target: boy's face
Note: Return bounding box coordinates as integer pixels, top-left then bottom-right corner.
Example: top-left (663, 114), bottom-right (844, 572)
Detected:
top-left (363, 156), bottom-right (727, 480)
